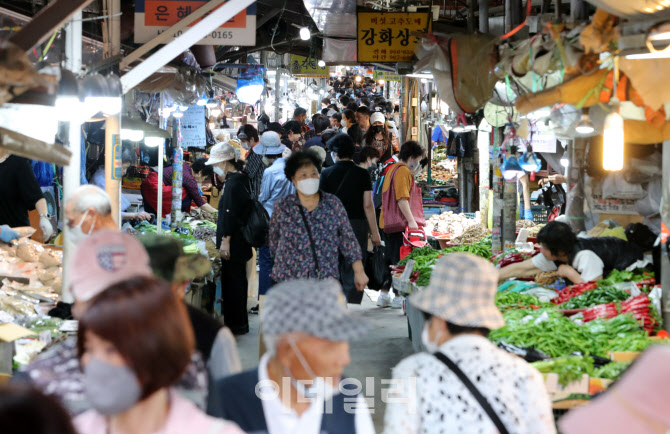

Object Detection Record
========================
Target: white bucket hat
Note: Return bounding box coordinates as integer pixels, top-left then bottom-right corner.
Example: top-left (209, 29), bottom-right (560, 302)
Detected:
top-left (205, 142), bottom-right (236, 165)
top-left (257, 131), bottom-right (286, 156)
top-left (370, 112), bottom-right (386, 125)
top-left (409, 253), bottom-right (505, 329)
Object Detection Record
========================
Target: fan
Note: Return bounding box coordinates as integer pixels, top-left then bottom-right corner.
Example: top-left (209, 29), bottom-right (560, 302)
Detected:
top-left (483, 102), bottom-right (519, 127)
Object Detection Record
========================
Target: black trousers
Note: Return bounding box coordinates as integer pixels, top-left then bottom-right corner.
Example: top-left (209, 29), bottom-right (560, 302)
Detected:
top-left (220, 258), bottom-right (249, 334)
top-left (340, 218), bottom-right (369, 304)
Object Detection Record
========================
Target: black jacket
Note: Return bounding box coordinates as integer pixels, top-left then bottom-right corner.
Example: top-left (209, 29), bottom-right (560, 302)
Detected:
top-left (216, 172), bottom-right (253, 263)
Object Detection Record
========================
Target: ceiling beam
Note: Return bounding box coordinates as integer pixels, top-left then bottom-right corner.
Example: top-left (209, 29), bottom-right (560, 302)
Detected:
top-left (120, 0), bottom-right (228, 70)
top-left (119, 0), bottom-right (255, 93)
top-left (8, 0), bottom-right (95, 51)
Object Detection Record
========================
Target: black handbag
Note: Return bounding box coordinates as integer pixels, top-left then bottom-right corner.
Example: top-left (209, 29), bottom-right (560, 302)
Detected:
top-left (240, 180), bottom-right (270, 248)
top-left (365, 245), bottom-right (391, 290)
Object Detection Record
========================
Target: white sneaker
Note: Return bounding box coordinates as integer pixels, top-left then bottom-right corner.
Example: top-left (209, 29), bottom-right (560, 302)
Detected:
top-left (391, 295), bottom-right (404, 309)
top-left (376, 291), bottom-right (391, 307)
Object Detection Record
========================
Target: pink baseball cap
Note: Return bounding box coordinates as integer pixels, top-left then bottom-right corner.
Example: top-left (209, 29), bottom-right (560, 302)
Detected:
top-left (69, 230), bottom-right (153, 302)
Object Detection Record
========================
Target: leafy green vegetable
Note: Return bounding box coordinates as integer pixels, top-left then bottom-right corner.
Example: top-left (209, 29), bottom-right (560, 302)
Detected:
top-left (559, 286), bottom-right (630, 309)
top-left (532, 356), bottom-right (594, 386)
top-left (598, 269), bottom-right (654, 287)
top-left (593, 361), bottom-right (631, 380)
top-left (495, 291), bottom-right (553, 310)
top-left (442, 241), bottom-right (492, 259)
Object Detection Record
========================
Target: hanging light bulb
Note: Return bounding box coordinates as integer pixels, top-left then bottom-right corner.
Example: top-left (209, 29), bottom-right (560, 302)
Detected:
top-left (378, 79), bottom-right (385, 86)
top-left (560, 148), bottom-right (570, 167)
top-left (121, 128), bottom-right (144, 142)
top-left (575, 113), bottom-right (595, 135)
top-left (317, 60), bottom-right (326, 67)
top-left (603, 101), bottom-right (624, 171)
top-left (355, 75), bottom-right (362, 83)
top-left (172, 110), bottom-right (184, 119)
top-left (300, 27), bottom-right (311, 40)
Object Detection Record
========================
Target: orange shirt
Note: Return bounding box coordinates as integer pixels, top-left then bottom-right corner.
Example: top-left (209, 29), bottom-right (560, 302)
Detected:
top-left (379, 163), bottom-right (413, 229)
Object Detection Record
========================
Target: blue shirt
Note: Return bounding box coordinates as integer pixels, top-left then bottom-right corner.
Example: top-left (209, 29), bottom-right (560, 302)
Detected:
top-left (303, 135), bottom-right (324, 149)
top-left (258, 158), bottom-right (295, 217)
top-left (432, 126), bottom-right (447, 143)
top-left (92, 167), bottom-right (131, 212)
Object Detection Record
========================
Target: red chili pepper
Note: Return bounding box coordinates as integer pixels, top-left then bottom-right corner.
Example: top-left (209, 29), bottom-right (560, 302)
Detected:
top-left (636, 278), bottom-right (656, 287)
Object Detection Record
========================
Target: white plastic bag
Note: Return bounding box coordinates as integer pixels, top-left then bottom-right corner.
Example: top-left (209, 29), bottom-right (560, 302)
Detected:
top-left (602, 173), bottom-right (646, 200)
top-left (636, 177), bottom-right (662, 218)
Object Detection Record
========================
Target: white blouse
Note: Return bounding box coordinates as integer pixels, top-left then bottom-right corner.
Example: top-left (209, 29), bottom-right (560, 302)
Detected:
top-left (383, 334), bottom-right (556, 434)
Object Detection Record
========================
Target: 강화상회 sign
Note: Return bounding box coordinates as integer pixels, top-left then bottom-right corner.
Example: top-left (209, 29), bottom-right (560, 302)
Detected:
top-left (134, 0), bottom-right (256, 45)
top-left (357, 12), bottom-right (431, 63)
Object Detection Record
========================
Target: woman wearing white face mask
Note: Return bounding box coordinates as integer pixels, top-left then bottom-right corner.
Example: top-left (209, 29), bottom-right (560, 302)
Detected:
top-left (384, 254), bottom-right (556, 434)
top-left (268, 152), bottom-right (369, 291)
top-left (206, 142), bottom-right (254, 335)
top-left (74, 277), bottom-right (243, 434)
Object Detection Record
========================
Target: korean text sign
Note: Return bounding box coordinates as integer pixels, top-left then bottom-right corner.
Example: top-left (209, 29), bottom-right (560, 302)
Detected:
top-left (357, 12), bottom-right (431, 63)
top-left (290, 55), bottom-right (329, 77)
top-left (134, 0), bottom-right (256, 45)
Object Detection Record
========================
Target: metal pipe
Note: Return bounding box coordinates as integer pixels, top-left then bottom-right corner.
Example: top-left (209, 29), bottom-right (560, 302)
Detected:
top-left (104, 0), bottom-right (122, 226)
top-left (61, 11), bottom-right (83, 303)
top-left (467, 0), bottom-right (475, 33)
top-left (479, 0), bottom-right (489, 33)
top-left (157, 93), bottom-right (165, 233)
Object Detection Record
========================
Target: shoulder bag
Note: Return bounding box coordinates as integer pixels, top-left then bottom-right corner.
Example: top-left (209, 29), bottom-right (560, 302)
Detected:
top-left (297, 203), bottom-right (321, 279)
top-left (433, 352), bottom-right (510, 434)
top-left (381, 164), bottom-right (425, 234)
top-left (240, 176), bottom-right (271, 248)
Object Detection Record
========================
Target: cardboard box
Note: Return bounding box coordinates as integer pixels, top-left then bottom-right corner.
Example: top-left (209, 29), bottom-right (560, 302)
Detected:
top-left (543, 373), bottom-right (590, 401)
top-left (610, 351), bottom-right (641, 362)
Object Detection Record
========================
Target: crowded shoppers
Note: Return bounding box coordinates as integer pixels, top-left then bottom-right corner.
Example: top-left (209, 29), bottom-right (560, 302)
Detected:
top-left (378, 141), bottom-right (425, 308)
top-left (208, 279), bottom-right (375, 434)
top-left (330, 112), bottom-right (343, 132)
top-left (14, 231), bottom-right (207, 414)
top-left (268, 152), bottom-right (368, 291)
top-left (73, 276), bottom-right (243, 434)
top-left (206, 142), bottom-right (253, 335)
top-left (64, 185), bottom-right (119, 244)
top-left (365, 112), bottom-right (393, 162)
top-left (257, 132), bottom-right (293, 298)
top-left (304, 115), bottom-right (331, 149)
top-left (355, 106), bottom-right (372, 133)
top-left (320, 133), bottom-right (381, 303)
top-left (383, 253), bottom-right (556, 434)
top-left (139, 234), bottom-right (242, 381)
top-left (0, 150), bottom-right (53, 240)
top-left (359, 146), bottom-right (380, 182)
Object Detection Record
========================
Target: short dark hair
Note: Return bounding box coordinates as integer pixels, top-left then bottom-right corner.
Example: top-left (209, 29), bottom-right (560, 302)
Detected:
top-left (321, 97), bottom-right (331, 106)
top-left (422, 312), bottom-right (490, 337)
top-left (191, 158), bottom-right (213, 179)
top-left (343, 109), bottom-right (356, 125)
top-left (356, 106), bottom-right (372, 117)
top-left (347, 123), bottom-right (364, 146)
top-left (284, 151), bottom-right (322, 180)
top-left (331, 113), bottom-right (342, 124)
top-left (398, 141), bottom-right (425, 162)
top-left (293, 107), bottom-right (307, 118)
top-left (0, 385), bottom-right (78, 434)
top-left (327, 133), bottom-right (355, 159)
top-left (77, 277), bottom-right (194, 400)
top-left (339, 95), bottom-right (350, 106)
top-left (266, 122), bottom-right (283, 134)
top-left (346, 102), bottom-right (359, 111)
top-left (360, 98), bottom-right (371, 107)
top-left (282, 120), bottom-right (302, 135)
top-left (238, 124), bottom-right (259, 142)
top-left (313, 115), bottom-right (331, 134)
top-left (321, 108), bottom-right (329, 115)
top-left (537, 221), bottom-right (577, 256)
top-left (327, 104), bottom-right (339, 112)
top-left (359, 146), bottom-right (379, 162)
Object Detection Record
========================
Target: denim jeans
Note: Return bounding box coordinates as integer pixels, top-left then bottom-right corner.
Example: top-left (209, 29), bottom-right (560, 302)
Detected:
top-left (258, 245), bottom-right (274, 296)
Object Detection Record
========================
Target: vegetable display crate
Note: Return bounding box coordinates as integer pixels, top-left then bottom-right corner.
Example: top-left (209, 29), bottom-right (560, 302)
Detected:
top-left (532, 206), bottom-right (550, 224)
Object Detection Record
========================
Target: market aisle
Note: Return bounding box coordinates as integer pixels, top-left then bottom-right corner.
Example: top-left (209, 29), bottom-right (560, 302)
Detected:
top-left (235, 290), bottom-right (415, 432)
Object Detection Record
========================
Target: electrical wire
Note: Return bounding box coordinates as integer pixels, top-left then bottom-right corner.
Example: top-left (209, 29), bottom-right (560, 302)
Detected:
top-left (270, 0), bottom-right (287, 52)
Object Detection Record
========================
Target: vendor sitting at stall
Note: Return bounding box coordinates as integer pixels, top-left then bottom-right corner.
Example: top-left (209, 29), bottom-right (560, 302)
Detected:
top-left (140, 159), bottom-right (218, 218)
top-left (498, 221), bottom-right (645, 284)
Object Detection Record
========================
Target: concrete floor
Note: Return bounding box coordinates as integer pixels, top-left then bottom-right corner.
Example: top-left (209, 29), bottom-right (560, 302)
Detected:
top-left (235, 289), bottom-right (415, 433)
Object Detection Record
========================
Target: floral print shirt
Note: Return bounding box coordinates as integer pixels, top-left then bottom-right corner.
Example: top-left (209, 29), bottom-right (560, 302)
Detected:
top-left (269, 192), bottom-right (362, 282)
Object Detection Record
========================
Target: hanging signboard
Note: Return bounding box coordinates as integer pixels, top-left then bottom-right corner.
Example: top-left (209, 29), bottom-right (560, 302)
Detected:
top-left (180, 106), bottom-right (206, 148)
top-left (373, 70), bottom-right (403, 82)
top-left (289, 55), bottom-right (329, 77)
top-left (357, 12), bottom-right (431, 63)
top-left (134, 0), bottom-right (256, 45)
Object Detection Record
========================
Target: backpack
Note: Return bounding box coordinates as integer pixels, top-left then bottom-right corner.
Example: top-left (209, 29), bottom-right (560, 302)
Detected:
top-left (240, 179), bottom-right (270, 248)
